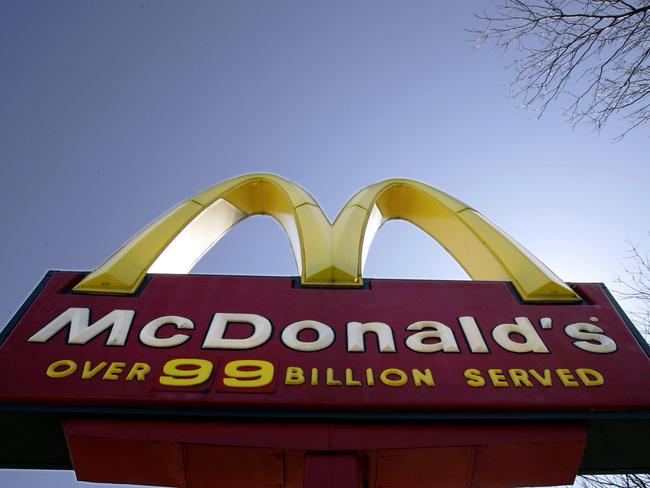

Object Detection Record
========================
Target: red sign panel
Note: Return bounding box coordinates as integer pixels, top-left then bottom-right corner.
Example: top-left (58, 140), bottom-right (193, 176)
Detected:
top-left (1, 271), bottom-right (649, 416)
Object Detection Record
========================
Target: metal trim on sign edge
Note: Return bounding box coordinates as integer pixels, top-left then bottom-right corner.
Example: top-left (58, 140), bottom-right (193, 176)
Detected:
top-left (1, 403), bottom-right (649, 422)
top-left (600, 284), bottom-right (650, 358)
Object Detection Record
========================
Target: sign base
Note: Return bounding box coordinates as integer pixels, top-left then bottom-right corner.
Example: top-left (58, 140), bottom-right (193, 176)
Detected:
top-left (65, 419), bottom-right (587, 488)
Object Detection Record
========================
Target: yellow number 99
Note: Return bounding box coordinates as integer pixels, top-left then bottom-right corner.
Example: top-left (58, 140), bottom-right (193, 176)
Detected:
top-left (159, 358), bottom-right (213, 387)
top-left (223, 360), bottom-right (274, 388)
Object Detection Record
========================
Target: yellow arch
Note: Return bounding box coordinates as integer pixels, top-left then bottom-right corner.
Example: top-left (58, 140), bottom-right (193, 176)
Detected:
top-left (331, 179), bottom-right (580, 302)
top-left (74, 174), bottom-right (580, 303)
top-left (73, 174), bottom-right (334, 294)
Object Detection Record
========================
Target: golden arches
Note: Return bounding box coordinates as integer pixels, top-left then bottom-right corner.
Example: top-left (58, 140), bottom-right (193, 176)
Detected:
top-left (74, 174), bottom-right (580, 303)
top-left (333, 179), bottom-right (580, 302)
top-left (74, 174), bottom-right (334, 294)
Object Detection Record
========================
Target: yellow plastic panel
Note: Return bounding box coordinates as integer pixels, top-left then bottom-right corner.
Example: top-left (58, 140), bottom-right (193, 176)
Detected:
top-left (458, 210), bottom-right (579, 302)
top-left (73, 201), bottom-right (205, 294)
top-left (74, 174), bottom-right (332, 294)
top-left (295, 204), bottom-right (337, 284)
top-left (74, 174), bottom-right (580, 303)
top-left (148, 199), bottom-right (245, 275)
top-left (332, 179), bottom-right (580, 302)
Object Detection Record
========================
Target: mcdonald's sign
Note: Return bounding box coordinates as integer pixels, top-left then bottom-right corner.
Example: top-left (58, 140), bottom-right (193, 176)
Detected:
top-left (1, 174), bottom-right (649, 486)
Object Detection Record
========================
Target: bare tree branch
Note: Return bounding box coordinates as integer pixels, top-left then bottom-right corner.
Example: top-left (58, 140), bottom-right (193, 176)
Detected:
top-left (579, 474), bottom-right (650, 488)
top-left (473, 0), bottom-right (650, 138)
top-left (614, 234), bottom-right (650, 339)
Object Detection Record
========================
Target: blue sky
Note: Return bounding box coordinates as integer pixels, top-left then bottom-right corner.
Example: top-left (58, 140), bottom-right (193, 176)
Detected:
top-left (1, 1), bottom-right (648, 487)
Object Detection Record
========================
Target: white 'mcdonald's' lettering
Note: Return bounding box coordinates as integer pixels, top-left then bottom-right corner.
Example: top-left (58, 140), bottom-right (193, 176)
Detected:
top-left (457, 316), bottom-right (489, 353)
top-left (140, 316), bottom-right (194, 348)
top-left (202, 312), bottom-right (272, 350)
top-left (564, 323), bottom-right (617, 353)
top-left (491, 317), bottom-right (550, 353)
top-left (28, 308), bottom-right (134, 346)
top-left (405, 321), bottom-right (459, 353)
top-left (347, 322), bottom-right (396, 353)
top-left (27, 308), bottom-right (620, 354)
top-left (281, 320), bottom-right (335, 352)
